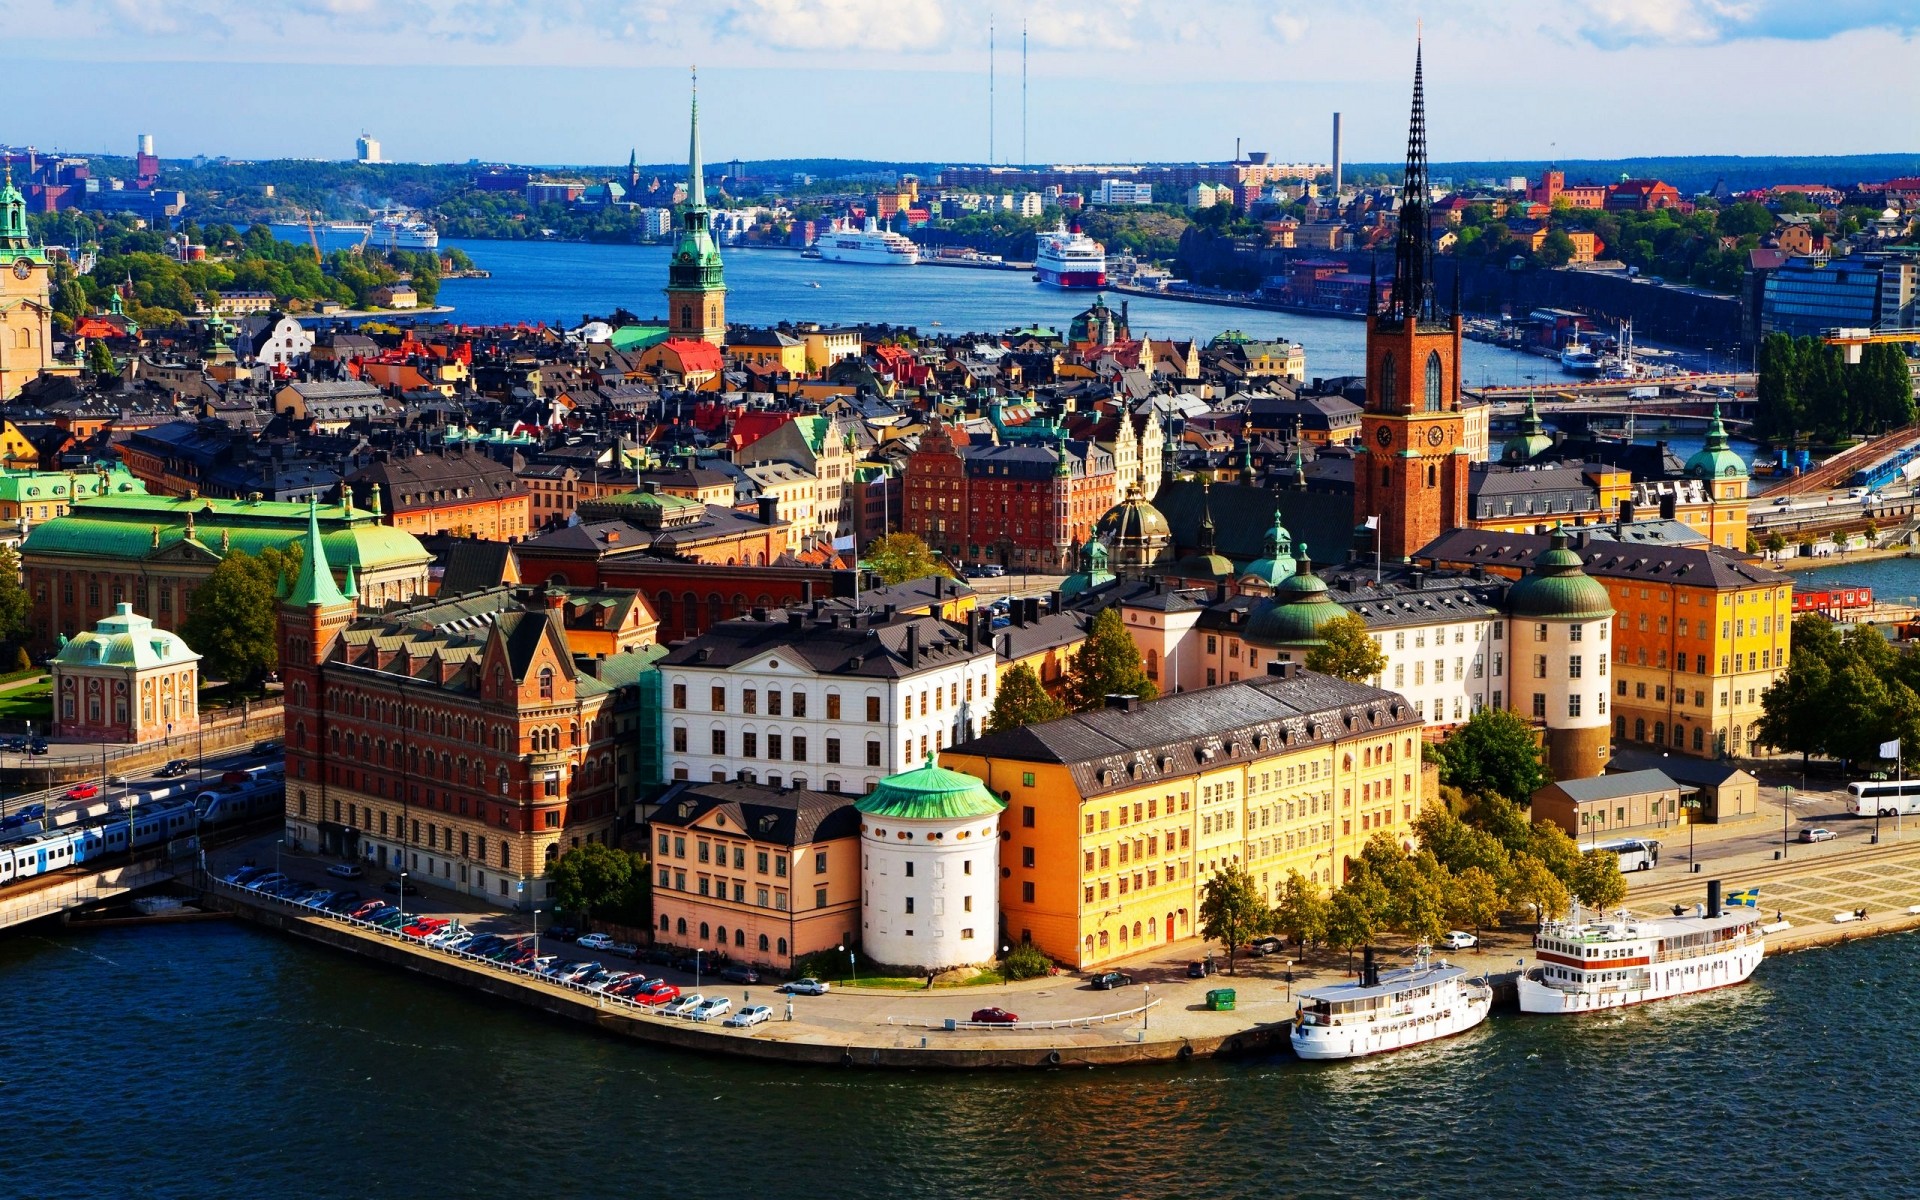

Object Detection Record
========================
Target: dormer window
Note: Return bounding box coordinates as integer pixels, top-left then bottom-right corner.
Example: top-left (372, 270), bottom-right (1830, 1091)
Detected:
top-left (539, 666), bottom-right (554, 699)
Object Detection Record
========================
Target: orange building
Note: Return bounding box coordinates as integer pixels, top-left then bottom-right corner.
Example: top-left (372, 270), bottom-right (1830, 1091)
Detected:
top-left (347, 447), bottom-right (532, 540)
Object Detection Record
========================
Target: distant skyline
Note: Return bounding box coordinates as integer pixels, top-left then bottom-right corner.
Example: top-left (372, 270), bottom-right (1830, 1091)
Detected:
top-left (7, 1), bottom-right (1918, 167)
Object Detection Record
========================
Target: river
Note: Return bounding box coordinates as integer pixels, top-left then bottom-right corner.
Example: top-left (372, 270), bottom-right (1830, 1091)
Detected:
top-left (2, 918), bottom-right (1912, 1199)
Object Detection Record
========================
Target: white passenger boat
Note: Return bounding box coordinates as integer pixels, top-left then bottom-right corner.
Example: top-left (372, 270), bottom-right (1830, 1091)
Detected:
top-left (1290, 945), bottom-right (1492, 1060)
top-left (1518, 883), bottom-right (1764, 1015)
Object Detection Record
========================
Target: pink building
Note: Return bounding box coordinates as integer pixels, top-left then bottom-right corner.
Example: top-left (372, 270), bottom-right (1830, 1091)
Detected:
top-left (51, 603), bottom-right (201, 745)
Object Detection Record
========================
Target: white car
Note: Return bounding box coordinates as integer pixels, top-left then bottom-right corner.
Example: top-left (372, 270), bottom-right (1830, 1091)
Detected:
top-left (575, 932), bottom-right (614, 950)
top-left (781, 977), bottom-right (830, 996)
top-left (1440, 930), bottom-right (1478, 950)
top-left (691, 996), bottom-right (733, 1022)
top-left (664, 993), bottom-right (705, 1016)
top-left (724, 1005), bottom-right (773, 1028)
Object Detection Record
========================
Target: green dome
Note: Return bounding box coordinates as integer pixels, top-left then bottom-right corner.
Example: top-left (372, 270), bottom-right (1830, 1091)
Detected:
top-left (1245, 549), bottom-right (1348, 647)
top-left (1684, 405), bottom-right (1749, 483)
top-left (52, 604), bottom-right (200, 669)
top-left (1502, 395), bottom-right (1554, 464)
top-left (1175, 550), bottom-right (1235, 580)
top-left (1506, 528), bottom-right (1614, 620)
top-left (857, 757), bottom-right (1006, 821)
top-left (1060, 540), bottom-right (1115, 599)
top-left (1240, 512), bottom-right (1297, 588)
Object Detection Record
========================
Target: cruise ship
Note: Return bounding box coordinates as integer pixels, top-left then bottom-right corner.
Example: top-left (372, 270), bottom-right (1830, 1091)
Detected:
top-left (372, 211), bottom-right (440, 251)
top-left (815, 218), bottom-right (920, 266)
top-left (1518, 883), bottom-right (1765, 1015)
top-left (1290, 946), bottom-right (1492, 1060)
top-left (1034, 222), bottom-right (1106, 289)
top-left (1560, 334), bottom-right (1603, 375)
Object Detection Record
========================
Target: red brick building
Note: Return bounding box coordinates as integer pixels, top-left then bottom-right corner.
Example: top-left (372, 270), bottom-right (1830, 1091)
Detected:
top-left (903, 420), bottom-right (1114, 572)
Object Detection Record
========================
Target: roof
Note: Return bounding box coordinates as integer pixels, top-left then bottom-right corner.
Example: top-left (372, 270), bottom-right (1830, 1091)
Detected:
top-left (649, 780), bottom-right (859, 846)
top-left (1606, 749), bottom-right (1751, 788)
top-left (1547, 770), bottom-right (1678, 803)
top-left (1421, 528), bottom-right (1792, 591)
top-left (21, 494), bottom-right (431, 575)
top-left (53, 603), bottom-right (199, 669)
top-left (949, 668), bottom-right (1420, 800)
top-left (856, 758), bottom-right (1005, 821)
top-left (660, 611), bottom-right (989, 679)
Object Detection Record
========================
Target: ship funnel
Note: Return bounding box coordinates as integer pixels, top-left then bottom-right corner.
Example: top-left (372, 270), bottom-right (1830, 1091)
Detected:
top-left (1706, 880), bottom-right (1722, 919)
top-left (1360, 945), bottom-right (1379, 988)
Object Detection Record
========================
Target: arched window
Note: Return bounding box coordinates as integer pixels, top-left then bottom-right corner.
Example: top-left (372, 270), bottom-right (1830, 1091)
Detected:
top-left (661, 914), bottom-right (670, 931)
top-left (1427, 464), bottom-right (1437, 488)
top-left (777, 937), bottom-right (788, 957)
top-left (1425, 350), bottom-right (1444, 412)
top-left (677, 917), bottom-right (687, 935)
top-left (734, 929), bottom-right (745, 947)
top-left (656, 592), bottom-right (674, 625)
top-left (759, 933), bottom-right (769, 951)
top-left (1653, 721), bottom-right (1666, 745)
top-left (680, 304), bottom-right (692, 328)
top-left (1145, 648), bottom-right (1158, 681)
top-left (539, 667), bottom-right (554, 699)
top-left (1376, 352), bottom-right (1396, 409)
top-left (1634, 718), bottom-right (1646, 742)
top-left (699, 922), bottom-right (710, 940)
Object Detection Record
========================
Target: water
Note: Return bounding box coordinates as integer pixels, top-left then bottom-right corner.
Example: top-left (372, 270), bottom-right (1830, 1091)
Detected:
top-left (1790, 553), bottom-right (1920, 605)
top-left (5, 919), bottom-right (1914, 1198)
top-left (436, 238), bottom-right (1558, 386)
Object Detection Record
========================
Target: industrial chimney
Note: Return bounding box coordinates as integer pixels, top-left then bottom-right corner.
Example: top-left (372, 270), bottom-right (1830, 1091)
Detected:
top-left (1331, 113), bottom-right (1343, 195)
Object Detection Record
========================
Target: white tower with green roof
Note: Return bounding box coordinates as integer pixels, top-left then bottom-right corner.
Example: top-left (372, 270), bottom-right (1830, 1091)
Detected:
top-left (666, 69), bottom-right (727, 346)
top-left (856, 756), bottom-right (1006, 971)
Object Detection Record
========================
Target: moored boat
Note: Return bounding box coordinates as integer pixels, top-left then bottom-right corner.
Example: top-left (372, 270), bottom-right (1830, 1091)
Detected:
top-left (1518, 881), bottom-right (1764, 1015)
top-left (1290, 945), bottom-right (1493, 1060)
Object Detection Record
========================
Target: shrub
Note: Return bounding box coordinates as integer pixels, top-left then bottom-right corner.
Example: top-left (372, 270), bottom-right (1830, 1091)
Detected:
top-left (999, 942), bottom-right (1053, 981)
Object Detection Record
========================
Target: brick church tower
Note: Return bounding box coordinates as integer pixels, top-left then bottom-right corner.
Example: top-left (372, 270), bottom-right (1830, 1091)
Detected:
top-left (666, 70), bottom-right (727, 346)
top-left (1353, 40), bottom-right (1468, 564)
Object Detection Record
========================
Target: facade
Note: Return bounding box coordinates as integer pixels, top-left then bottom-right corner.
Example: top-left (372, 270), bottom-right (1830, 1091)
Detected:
top-left (945, 666), bottom-right (1424, 969)
top-left (1761, 254), bottom-right (1905, 338)
top-left (0, 170), bottom-right (54, 400)
top-left (347, 448), bottom-right (532, 540)
top-left (657, 607), bottom-right (997, 796)
top-left (0, 462), bottom-right (147, 546)
top-left (666, 78), bottom-right (727, 346)
top-left (903, 420), bottom-right (1116, 572)
top-left (1352, 49), bottom-right (1469, 563)
top-left (21, 494), bottom-right (432, 649)
top-left (280, 540), bottom-right (657, 910)
top-left (51, 603), bottom-right (200, 744)
top-left (1502, 529), bottom-right (1616, 782)
top-left (1531, 769), bottom-right (1683, 841)
top-left (855, 759), bottom-right (1005, 971)
top-left (648, 780), bottom-right (860, 971)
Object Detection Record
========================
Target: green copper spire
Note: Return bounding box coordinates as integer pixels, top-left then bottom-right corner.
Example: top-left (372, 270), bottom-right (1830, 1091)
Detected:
top-left (687, 68), bottom-right (707, 214)
top-left (1685, 403), bottom-right (1749, 482)
top-left (287, 497), bottom-right (348, 608)
top-left (667, 67), bottom-right (726, 303)
top-left (0, 161), bottom-right (31, 252)
top-left (341, 564), bottom-right (357, 600)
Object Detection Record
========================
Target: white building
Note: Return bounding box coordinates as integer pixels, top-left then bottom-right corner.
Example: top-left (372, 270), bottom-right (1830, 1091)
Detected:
top-left (658, 608), bottom-right (998, 796)
top-left (1096, 179), bottom-right (1155, 206)
top-left (356, 133), bottom-right (382, 164)
top-left (1015, 191), bottom-right (1043, 217)
top-left (856, 759), bottom-right (1004, 971)
top-left (1188, 182), bottom-right (1227, 209)
top-left (640, 207), bottom-right (674, 239)
top-left (1503, 528), bottom-right (1615, 782)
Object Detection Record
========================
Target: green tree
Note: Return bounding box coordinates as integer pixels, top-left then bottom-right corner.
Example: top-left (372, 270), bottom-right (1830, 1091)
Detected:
top-left (1571, 849), bottom-right (1629, 911)
top-left (1305, 613), bottom-right (1387, 682)
top-left (1436, 707), bottom-right (1551, 804)
top-left (1449, 865), bottom-right (1505, 935)
top-left (1765, 531), bottom-right (1788, 557)
top-left (1198, 861), bottom-right (1271, 976)
top-left (0, 545), bottom-right (30, 649)
top-left (985, 662), bottom-right (1068, 733)
top-left (862, 532), bottom-right (953, 585)
top-left (1271, 869), bottom-right (1330, 950)
top-left (86, 339), bottom-right (116, 378)
top-left (1324, 876), bottom-right (1384, 970)
top-left (1536, 229), bottom-right (1578, 267)
top-left (1507, 851), bottom-right (1570, 922)
top-left (1065, 606), bottom-right (1158, 711)
top-left (547, 842), bottom-right (641, 922)
top-left (1412, 800), bottom-right (1514, 890)
top-left (179, 545), bottom-right (300, 685)
top-left (1000, 942), bottom-right (1053, 981)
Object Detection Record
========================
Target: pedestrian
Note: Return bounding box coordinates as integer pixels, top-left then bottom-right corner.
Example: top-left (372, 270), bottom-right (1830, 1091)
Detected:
top-left (785, 1000), bottom-right (794, 1022)
top-left (925, 972), bottom-right (934, 989)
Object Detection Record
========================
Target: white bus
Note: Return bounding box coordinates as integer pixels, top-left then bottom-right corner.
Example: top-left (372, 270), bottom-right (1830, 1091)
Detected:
top-left (1593, 837), bottom-right (1661, 872)
top-left (1848, 779), bottom-right (1920, 817)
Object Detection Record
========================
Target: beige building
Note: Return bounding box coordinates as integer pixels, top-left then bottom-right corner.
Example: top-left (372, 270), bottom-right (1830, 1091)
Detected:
top-left (0, 173), bottom-right (54, 400)
top-left (52, 603), bottom-right (201, 745)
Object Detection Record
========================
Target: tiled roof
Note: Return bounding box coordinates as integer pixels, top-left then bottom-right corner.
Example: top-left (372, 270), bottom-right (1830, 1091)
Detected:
top-left (649, 780), bottom-right (859, 846)
top-left (660, 611), bottom-right (989, 680)
top-left (1420, 528), bottom-right (1791, 590)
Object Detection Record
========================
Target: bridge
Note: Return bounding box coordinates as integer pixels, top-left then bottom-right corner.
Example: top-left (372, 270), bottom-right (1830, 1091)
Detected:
top-left (1468, 372), bottom-right (1754, 400)
top-left (1823, 327), bottom-right (1920, 364)
top-left (0, 849), bottom-right (193, 932)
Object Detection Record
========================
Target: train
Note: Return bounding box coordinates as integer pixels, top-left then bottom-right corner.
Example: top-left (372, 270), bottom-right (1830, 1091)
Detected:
top-left (0, 773), bottom-right (284, 887)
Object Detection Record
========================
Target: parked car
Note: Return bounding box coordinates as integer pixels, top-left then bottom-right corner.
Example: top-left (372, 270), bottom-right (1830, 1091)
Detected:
top-left (1248, 936), bottom-right (1284, 957)
top-left (642, 947), bottom-right (676, 966)
top-left (636, 983), bottom-right (682, 1007)
top-left (65, 783), bottom-right (99, 800)
top-left (1, 735), bottom-right (25, 752)
top-left (1089, 971), bottom-right (1134, 990)
top-left (326, 863), bottom-right (365, 880)
top-left (780, 977), bottom-right (830, 996)
top-left (720, 964), bottom-right (760, 985)
top-left (664, 993), bottom-right (706, 1016)
top-left (1440, 931), bottom-right (1478, 950)
top-left (575, 932), bottom-right (615, 950)
top-left (691, 997), bottom-right (733, 1022)
top-left (544, 925), bottom-right (579, 943)
top-left (1186, 960), bottom-right (1217, 979)
top-left (320, 891), bottom-right (361, 914)
top-left (27, 739), bottom-right (47, 755)
top-left (381, 878), bottom-right (422, 897)
top-left (610, 942), bottom-right (639, 957)
top-left (157, 759), bottom-right (191, 778)
top-left (225, 866), bottom-right (269, 885)
top-left (970, 1007), bottom-right (1019, 1025)
top-left (724, 1005), bottom-right (773, 1028)
top-left (251, 739), bottom-right (283, 755)
top-left (1800, 827), bottom-right (1837, 843)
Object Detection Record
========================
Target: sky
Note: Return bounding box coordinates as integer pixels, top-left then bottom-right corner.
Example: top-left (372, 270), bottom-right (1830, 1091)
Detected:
top-left (6, 0), bottom-right (1918, 167)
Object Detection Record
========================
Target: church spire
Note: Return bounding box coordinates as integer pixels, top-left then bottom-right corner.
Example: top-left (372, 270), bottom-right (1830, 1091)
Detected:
top-left (1386, 36), bottom-right (1434, 323)
top-left (286, 497), bottom-right (347, 608)
top-left (686, 67), bottom-right (707, 213)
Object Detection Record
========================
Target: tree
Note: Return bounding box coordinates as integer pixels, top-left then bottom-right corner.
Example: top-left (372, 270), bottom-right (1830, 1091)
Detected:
top-left (1324, 879), bottom-right (1382, 971)
top-left (547, 841), bottom-right (638, 922)
top-left (0, 545), bottom-right (30, 649)
top-left (1449, 865), bottom-right (1504, 935)
top-left (1507, 851), bottom-right (1570, 923)
top-left (179, 545), bottom-right (300, 686)
top-left (985, 662), bottom-right (1067, 734)
top-left (1064, 607), bottom-right (1158, 711)
top-left (1571, 849), bottom-right (1629, 912)
top-left (1536, 229), bottom-right (1577, 267)
top-left (1305, 613), bottom-right (1387, 683)
top-left (863, 532), bottom-right (953, 585)
top-left (1271, 869), bottom-right (1330, 950)
top-left (1765, 531), bottom-right (1788, 557)
top-left (1198, 862), bottom-right (1271, 976)
top-left (86, 339), bottom-right (116, 378)
top-left (1435, 707), bottom-right (1551, 804)
top-left (1000, 942), bottom-right (1053, 981)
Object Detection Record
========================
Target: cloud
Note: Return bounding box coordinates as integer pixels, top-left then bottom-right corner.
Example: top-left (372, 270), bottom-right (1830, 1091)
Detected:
top-left (714, 0), bottom-right (950, 52)
top-left (1574, 0), bottom-right (1920, 47)
top-left (1269, 10), bottom-right (1309, 44)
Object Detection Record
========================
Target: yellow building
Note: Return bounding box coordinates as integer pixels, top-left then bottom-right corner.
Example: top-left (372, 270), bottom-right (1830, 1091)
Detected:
top-left (0, 463), bottom-right (149, 545)
top-left (0, 173), bottom-right (54, 400)
top-left (943, 664), bottom-right (1423, 969)
top-left (726, 329), bottom-right (807, 375)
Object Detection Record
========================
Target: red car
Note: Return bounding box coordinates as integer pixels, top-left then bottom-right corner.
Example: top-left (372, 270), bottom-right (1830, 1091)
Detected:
top-left (66, 783), bottom-right (100, 800)
top-left (635, 983), bottom-right (681, 1007)
top-left (401, 917), bottom-right (449, 938)
top-left (970, 1007), bottom-right (1019, 1025)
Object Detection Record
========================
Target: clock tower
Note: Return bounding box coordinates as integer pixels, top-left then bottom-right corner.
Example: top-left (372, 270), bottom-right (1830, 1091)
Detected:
top-left (666, 70), bottom-right (727, 346)
top-left (0, 164), bottom-right (53, 400)
top-left (1354, 39), bottom-right (1467, 564)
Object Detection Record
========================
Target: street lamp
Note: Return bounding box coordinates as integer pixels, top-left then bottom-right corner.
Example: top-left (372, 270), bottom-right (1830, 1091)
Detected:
top-left (532, 907), bottom-right (542, 964)
top-left (1142, 984), bottom-right (1150, 1031)
top-left (1683, 794), bottom-right (1701, 870)
top-left (840, 942), bottom-right (856, 985)
top-left (694, 947), bottom-right (703, 990)
top-left (398, 870), bottom-right (409, 926)
top-left (1782, 785), bottom-right (1793, 858)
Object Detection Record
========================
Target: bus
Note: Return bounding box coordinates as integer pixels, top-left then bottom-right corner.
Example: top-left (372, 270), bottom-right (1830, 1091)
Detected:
top-left (1848, 779), bottom-right (1920, 817)
top-left (1593, 837), bottom-right (1661, 872)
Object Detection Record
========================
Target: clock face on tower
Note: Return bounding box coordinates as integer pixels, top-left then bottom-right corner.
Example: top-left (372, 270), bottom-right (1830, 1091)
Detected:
top-left (11, 259), bottom-right (29, 280)
top-left (1427, 426), bottom-right (1445, 447)
top-left (1375, 425), bottom-right (1393, 447)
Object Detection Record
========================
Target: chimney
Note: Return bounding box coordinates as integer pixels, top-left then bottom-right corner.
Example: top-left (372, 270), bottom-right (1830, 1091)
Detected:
top-left (758, 494), bottom-right (780, 525)
top-left (1361, 945), bottom-right (1378, 989)
top-left (967, 610), bottom-right (979, 652)
top-left (1409, 569), bottom-right (1425, 591)
top-left (1331, 112), bottom-right (1342, 194)
top-left (1104, 693), bottom-right (1140, 712)
top-left (1049, 588), bottom-right (1062, 613)
top-left (1660, 492), bottom-right (1677, 521)
top-left (882, 603), bottom-right (897, 622)
top-left (543, 588), bottom-right (567, 611)
top-left (801, 581), bottom-right (814, 603)
top-left (906, 622), bottom-right (920, 668)
top-left (788, 611), bottom-right (804, 631)
top-left (1706, 879), bottom-right (1721, 920)
top-left (1267, 660), bottom-right (1299, 679)
top-left (1023, 596), bottom-right (1039, 625)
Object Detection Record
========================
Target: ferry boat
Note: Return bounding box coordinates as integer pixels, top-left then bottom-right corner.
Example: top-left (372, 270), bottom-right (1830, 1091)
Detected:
top-left (1560, 334), bottom-right (1603, 375)
top-left (372, 211), bottom-right (440, 251)
top-left (1290, 945), bottom-right (1493, 1060)
top-left (1034, 222), bottom-right (1106, 289)
top-left (1518, 884), bottom-right (1765, 1015)
top-left (815, 218), bottom-right (920, 266)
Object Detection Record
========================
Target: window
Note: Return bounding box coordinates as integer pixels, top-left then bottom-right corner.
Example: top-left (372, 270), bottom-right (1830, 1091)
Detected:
top-left (743, 688), bottom-right (757, 715)
top-left (1021, 881), bottom-right (1036, 903)
top-left (672, 683), bottom-right (686, 708)
top-left (816, 887), bottom-right (828, 909)
top-left (1022, 805), bottom-right (1036, 828)
top-left (711, 729), bottom-right (727, 755)
top-left (539, 667), bottom-right (554, 699)
top-left (1532, 693), bottom-right (1546, 719)
top-left (866, 696), bottom-right (881, 722)
top-left (1424, 350), bottom-right (1444, 412)
top-left (826, 737), bottom-right (841, 764)
top-left (1377, 352), bottom-right (1396, 408)
top-left (815, 851), bottom-right (828, 874)
top-left (742, 732), bottom-right (758, 758)
top-left (1568, 694), bottom-right (1582, 718)
top-left (866, 740), bottom-right (881, 767)
top-left (1535, 623), bottom-right (1548, 642)
top-left (1569, 656), bottom-right (1583, 679)
top-left (672, 727), bottom-right (687, 752)
top-left (711, 686), bottom-right (726, 712)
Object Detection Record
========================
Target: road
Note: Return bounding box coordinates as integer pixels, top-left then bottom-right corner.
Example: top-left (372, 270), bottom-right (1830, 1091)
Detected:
top-left (1, 747), bottom-right (280, 828)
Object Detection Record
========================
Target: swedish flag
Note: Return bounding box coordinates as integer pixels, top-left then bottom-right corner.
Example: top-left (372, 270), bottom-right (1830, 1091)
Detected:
top-left (1727, 887), bottom-right (1760, 908)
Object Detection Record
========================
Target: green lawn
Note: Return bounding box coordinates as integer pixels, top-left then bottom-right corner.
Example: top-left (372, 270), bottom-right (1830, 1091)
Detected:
top-left (0, 681), bottom-right (52, 723)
